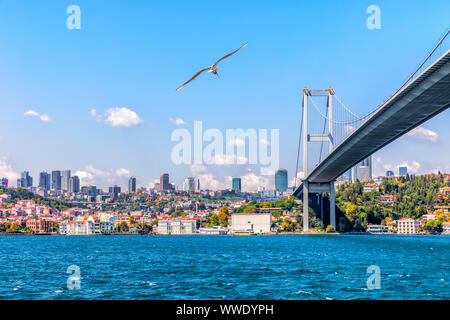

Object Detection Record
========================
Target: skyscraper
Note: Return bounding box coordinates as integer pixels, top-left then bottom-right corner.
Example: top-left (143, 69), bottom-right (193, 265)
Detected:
top-left (61, 170), bottom-right (71, 191)
top-left (1, 178), bottom-right (8, 188)
top-left (399, 166), bottom-right (408, 176)
top-left (109, 185), bottom-right (121, 199)
top-left (386, 170), bottom-right (394, 177)
top-left (69, 176), bottom-right (80, 193)
top-left (183, 177), bottom-right (196, 192)
top-left (51, 170), bottom-right (61, 190)
top-left (196, 178), bottom-right (201, 191)
top-left (160, 173), bottom-right (170, 191)
top-left (17, 171), bottom-right (33, 188)
top-left (128, 177), bottom-right (137, 193)
top-left (275, 169), bottom-right (288, 193)
top-left (39, 172), bottom-right (51, 190)
top-left (352, 156), bottom-right (372, 181)
top-left (232, 178), bottom-right (242, 191)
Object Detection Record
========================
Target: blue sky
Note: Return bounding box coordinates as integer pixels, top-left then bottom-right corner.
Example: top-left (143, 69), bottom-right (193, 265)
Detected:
top-left (0, 0), bottom-right (449, 191)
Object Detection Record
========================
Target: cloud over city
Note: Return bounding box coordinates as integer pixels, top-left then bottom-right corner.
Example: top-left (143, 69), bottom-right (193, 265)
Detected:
top-left (91, 107), bottom-right (143, 127)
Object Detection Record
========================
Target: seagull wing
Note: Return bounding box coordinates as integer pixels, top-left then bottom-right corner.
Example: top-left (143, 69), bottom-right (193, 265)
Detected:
top-left (176, 67), bottom-right (211, 91)
top-left (214, 43), bottom-right (248, 65)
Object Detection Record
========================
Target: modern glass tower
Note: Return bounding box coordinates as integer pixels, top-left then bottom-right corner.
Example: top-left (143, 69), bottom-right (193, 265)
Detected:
top-left (39, 172), bottom-right (51, 190)
top-left (275, 169), bottom-right (288, 193)
top-left (51, 170), bottom-right (61, 190)
top-left (128, 177), bottom-right (137, 193)
top-left (399, 166), bottom-right (408, 176)
top-left (70, 176), bottom-right (80, 193)
top-left (232, 178), bottom-right (241, 191)
top-left (61, 170), bottom-right (71, 191)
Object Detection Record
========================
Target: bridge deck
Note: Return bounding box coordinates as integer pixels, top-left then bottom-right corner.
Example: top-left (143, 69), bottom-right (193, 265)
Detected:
top-left (294, 49), bottom-right (450, 197)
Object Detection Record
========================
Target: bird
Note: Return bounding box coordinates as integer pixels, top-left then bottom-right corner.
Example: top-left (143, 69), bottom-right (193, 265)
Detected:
top-left (176, 43), bottom-right (247, 91)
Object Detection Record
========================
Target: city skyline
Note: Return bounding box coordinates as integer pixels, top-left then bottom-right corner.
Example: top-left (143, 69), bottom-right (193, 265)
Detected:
top-left (0, 1), bottom-right (449, 192)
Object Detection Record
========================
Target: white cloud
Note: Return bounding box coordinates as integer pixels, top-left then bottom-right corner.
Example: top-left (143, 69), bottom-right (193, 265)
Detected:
top-left (240, 172), bottom-right (271, 192)
top-left (376, 157), bottom-right (421, 175)
top-left (211, 154), bottom-right (248, 165)
top-left (289, 171), bottom-right (305, 187)
top-left (227, 137), bottom-right (245, 147)
top-left (91, 107), bottom-right (143, 127)
top-left (74, 165), bottom-right (111, 186)
top-left (169, 117), bottom-right (186, 125)
top-left (24, 110), bottom-right (52, 123)
top-left (115, 168), bottom-right (131, 178)
top-left (190, 165), bottom-right (208, 175)
top-left (0, 157), bottom-right (19, 184)
top-left (405, 126), bottom-right (439, 142)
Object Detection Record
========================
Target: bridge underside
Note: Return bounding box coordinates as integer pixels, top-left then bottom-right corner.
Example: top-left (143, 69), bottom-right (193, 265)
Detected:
top-left (294, 50), bottom-right (450, 198)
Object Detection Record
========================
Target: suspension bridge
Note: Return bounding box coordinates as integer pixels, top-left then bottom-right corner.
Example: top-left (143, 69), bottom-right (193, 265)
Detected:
top-left (293, 29), bottom-right (450, 232)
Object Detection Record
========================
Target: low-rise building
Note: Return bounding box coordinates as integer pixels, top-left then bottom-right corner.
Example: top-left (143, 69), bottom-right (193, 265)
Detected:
top-left (443, 222), bottom-right (450, 234)
top-left (231, 213), bottom-right (272, 234)
top-left (367, 224), bottom-right (390, 233)
top-left (26, 218), bottom-right (54, 233)
top-left (396, 218), bottom-right (421, 234)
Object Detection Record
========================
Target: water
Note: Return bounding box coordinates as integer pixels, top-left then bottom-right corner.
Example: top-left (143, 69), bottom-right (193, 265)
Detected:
top-left (0, 235), bottom-right (448, 300)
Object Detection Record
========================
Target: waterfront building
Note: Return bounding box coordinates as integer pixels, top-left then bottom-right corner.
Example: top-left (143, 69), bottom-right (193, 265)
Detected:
top-left (69, 176), bottom-right (80, 193)
top-left (366, 224), bottom-right (390, 233)
top-left (156, 218), bottom-right (198, 234)
top-left (399, 166), bottom-right (408, 176)
top-left (183, 177), bottom-right (196, 193)
top-left (26, 218), bottom-right (54, 233)
top-left (443, 222), bottom-right (450, 234)
top-left (396, 218), bottom-right (421, 234)
top-left (275, 169), bottom-right (288, 193)
top-left (198, 226), bottom-right (228, 235)
top-left (51, 170), bottom-right (61, 190)
top-left (38, 172), bottom-right (51, 190)
top-left (59, 219), bottom-right (95, 235)
top-left (128, 177), bottom-right (137, 193)
top-left (232, 178), bottom-right (242, 192)
top-left (231, 214), bottom-right (272, 234)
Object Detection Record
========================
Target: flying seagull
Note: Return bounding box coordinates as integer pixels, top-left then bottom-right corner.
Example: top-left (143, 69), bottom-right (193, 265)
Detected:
top-left (176, 43), bottom-right (247, 91)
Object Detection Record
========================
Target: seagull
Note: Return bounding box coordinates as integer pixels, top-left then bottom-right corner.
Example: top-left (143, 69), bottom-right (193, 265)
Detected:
top-left (176, 43), bottom-right (247, 91)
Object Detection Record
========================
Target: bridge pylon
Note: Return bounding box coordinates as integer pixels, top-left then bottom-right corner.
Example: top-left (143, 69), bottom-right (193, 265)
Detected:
top-left (302, 88), bottom-right (336, 232)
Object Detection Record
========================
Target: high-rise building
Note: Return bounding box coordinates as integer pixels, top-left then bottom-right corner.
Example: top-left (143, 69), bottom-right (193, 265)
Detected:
top-left (399, 166), bottom-right (408, 176)
top-left (109, 185), bottom-right (121, 199)
top-left (69, 176), bottom-right (80, 193)
top-left (39, 172), bottom-right (51, 190)
top-left (17, 171), bottom-right (33, 188)
top-left (196, 178), bottom-right (200, 191)
top-left (386, 170), bottom-right (394, 177)
top-left (341, 169), bottom-right (352, 182)
top-left (183, 177), bottom-right (196, 192)
top-left (275, 169), bottom-right (288, 193)
top-left (352, 156), bottom-right (372, 182)
top-left (1, 178), bottom-right (8, 188)
top-left (232, 178), bottom-right (242, 191)
top-left (128, 177), bottom-right (137, 193)
top-left (61, 170), bottom-right (71, 191)
top-left (160, 173), bottom-right (170, 191)
top-left (51, 171), bottom-right (61, 190)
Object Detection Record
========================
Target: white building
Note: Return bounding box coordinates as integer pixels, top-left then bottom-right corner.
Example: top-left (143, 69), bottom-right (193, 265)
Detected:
top-left (231, 214), bottom-right (272, 234)
top-left (59, 220), bottom-right (95, 235)
top-left (396, 218), bottom-right (421, 234)
top-left (156, 219), bottom-right (197, 234)
top-left (443, 222), bottom-right (450, 234)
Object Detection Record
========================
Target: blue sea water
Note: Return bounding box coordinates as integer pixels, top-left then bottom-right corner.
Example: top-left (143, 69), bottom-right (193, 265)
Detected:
top-left (0, 234), bottom-right (448, 300)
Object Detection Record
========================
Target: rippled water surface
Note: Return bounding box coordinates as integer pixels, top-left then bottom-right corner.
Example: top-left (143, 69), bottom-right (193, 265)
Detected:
top-left (0, 235), bottom-right (448, 299)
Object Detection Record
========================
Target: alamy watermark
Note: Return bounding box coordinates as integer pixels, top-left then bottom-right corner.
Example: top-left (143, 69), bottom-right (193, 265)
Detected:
top-left (366, 265), bottom-right (381, 290)
top-left (66, 5), bottom-right (81, 30)
top-left (171, 121), bottom-right (279, 175)
top-left (366, 5), bottom-right (381, 30)
top-left (67, 265), bottom-right (81, 290)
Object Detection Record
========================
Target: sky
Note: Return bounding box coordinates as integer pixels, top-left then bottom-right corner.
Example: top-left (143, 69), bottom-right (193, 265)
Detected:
top-left (0, 0), bottom-right (449, 191)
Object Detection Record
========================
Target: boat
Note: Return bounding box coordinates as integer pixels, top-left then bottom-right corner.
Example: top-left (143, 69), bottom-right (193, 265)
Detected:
top-left (233, 231), bottom-right (256, 236)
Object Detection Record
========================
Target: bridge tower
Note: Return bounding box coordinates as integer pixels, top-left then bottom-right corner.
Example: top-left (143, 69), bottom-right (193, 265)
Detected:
top-left (302, 88), bottom-right (336, 232)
